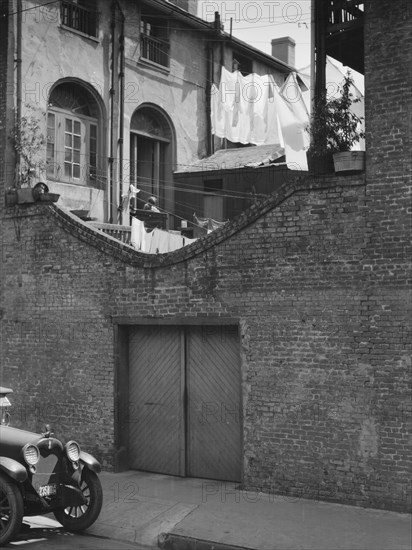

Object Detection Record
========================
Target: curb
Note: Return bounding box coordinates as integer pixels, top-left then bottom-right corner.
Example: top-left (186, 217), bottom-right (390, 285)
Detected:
top-left (158, 533), bottom-right (256, 550)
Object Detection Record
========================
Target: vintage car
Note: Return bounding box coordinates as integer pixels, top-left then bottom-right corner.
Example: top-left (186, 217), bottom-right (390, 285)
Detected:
top-left (0, 387), bottom-right (103, 545)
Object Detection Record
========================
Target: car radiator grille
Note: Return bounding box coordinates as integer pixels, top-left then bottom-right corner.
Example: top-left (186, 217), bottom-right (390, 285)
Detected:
top-left (32, 451), bottom-right (63, 489)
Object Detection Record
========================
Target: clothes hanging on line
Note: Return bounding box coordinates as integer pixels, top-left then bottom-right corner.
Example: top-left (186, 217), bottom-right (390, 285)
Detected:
top-left (193, 214), bottom-right (227, 234)
top-left (211, 67), bottom-right (309, 170)
top-left (131, 218), bottom-right (197, 254)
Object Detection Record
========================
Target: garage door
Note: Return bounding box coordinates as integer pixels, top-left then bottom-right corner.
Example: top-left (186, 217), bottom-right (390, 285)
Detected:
top-left (128, 325), bottom-right (241, 481)
top-left (128, 326), bottom-right (184, 475)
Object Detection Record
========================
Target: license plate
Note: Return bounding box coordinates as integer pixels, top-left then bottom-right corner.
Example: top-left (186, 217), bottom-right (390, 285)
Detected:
top-left (38, 484), bottom-right (57, 497)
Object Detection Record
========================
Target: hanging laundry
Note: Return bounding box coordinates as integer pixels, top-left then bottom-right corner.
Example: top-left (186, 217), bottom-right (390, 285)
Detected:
top-left (211, 67), bottom-right (309, 170)
top-left (193, 213), bottom-right (227, 233)
top-left (131, 217), bottom-right (197, 254)
top-left (275, 72), bottom-right (309, 170)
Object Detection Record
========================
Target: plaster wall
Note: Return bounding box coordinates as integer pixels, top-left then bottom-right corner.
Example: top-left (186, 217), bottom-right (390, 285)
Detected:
top-left (13, 1), bottom-right (290, 223)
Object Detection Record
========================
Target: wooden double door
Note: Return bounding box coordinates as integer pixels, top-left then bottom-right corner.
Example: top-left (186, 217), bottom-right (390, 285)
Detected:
top-left (128, 325), bottom-right (241, 481)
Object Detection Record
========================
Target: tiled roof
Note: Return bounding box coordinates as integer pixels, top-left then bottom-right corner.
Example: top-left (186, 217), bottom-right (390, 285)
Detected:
top-left (175, 145), bottom-right (285, 174)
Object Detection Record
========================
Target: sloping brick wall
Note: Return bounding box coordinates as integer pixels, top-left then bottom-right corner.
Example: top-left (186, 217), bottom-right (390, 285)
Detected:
top-left (1, 170), bottom-right (410, 512)
top-left (0, 0), bottom-right (411, 514)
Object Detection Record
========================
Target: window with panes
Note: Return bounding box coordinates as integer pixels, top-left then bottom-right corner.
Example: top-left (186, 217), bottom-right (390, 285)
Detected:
top-left (47, 83), bottom-right (100, 186)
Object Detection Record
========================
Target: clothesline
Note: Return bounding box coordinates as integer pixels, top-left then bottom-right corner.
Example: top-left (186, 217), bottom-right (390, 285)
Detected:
top-left (131, 218), bottom-right (197, 254)
top-left (211, 67), bottom-right (309, 171)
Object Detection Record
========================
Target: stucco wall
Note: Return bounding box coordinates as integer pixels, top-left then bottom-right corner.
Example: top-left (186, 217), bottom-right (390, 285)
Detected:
top-left (15, 1), bottom-right (289, 222)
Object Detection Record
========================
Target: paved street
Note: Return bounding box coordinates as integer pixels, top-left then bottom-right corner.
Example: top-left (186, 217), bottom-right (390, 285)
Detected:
top-left (6, 517), bottom-right (150, 550)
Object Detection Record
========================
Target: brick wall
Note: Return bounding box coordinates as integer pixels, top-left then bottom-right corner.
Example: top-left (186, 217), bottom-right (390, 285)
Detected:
top-left (0, 0), bottom-right (8, 207)
top-left (357, 0), bottom-right (412, 511)
top-left (0, 0), bottom-right (410, 514)
top-left (1, 168), bottom-right (410, 512)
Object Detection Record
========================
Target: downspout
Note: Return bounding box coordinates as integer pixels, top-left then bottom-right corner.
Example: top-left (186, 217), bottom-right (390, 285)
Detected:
top-left (206, 45), bottom-right (213, 156)
top-left (214, 11), bottom-right (226, 149)
top-left (310, 0), bottom-right (316, 112)
top-left (117, 2), bottom-right (125, 225)
top-left (109, 2), bottom-right (117, 223)
top-left (16, 0), bottom-right (23, 187)
top-left (215, 12), bottom-right (224, 67)
top-left (314, 0), bottom-right (326, 100)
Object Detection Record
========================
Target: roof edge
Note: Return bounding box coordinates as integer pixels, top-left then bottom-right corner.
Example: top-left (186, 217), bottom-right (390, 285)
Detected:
top-left (142, 0), bottom-right (294, 73)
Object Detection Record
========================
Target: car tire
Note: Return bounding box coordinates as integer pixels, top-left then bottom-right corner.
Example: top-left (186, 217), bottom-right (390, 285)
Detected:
top-left (53, 469), bottom-right (103, 532)
top-left (0, 472), bottom-right (24, 546)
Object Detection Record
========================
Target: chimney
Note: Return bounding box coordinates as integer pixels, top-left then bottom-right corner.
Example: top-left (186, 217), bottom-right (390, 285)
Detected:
top-left (271, 37), bottom-right (296, 67)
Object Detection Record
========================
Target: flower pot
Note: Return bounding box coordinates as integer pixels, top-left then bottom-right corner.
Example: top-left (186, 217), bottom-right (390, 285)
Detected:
top-left (5, 189), bottom-right (18, 207)
top-left (307, 152), bottom-right (335, 175)
top-left (333, 151), bottom-right (365, 173)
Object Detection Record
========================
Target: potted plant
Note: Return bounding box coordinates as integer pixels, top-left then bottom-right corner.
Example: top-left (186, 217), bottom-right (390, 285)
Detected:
top-left (307, 72), bottom-right (365, 173)
top-left (12, 104), bottom-right (47, 188)
top-left (5, 104), bottom-right (59, 206)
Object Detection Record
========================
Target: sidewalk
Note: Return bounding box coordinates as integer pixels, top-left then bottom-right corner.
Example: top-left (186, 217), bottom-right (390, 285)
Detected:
top-left (86, 470), bottom-right (412, 550)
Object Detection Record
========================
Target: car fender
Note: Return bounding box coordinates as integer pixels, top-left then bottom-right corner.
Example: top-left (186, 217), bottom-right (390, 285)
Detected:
top-left (79, 451), bottom-right (101, 474)
top-left (0, 456), bottom-right (28, 482)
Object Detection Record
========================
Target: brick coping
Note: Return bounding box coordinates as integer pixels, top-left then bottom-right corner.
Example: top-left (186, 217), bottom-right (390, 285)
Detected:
top-left (6, 173), bottom-right (365, 268)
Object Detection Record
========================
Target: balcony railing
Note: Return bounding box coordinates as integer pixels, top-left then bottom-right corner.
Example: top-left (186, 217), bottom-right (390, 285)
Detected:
top-left (328, 0), bottom-right (364, 33)
top-left (141, 34), bottom-right (169, 68)
top-left (61, 1), bottom-right (98, 37)
top-left (89, 222), bottom-right (131, 244)
top-left (131, 209), bottom-right (168, 230)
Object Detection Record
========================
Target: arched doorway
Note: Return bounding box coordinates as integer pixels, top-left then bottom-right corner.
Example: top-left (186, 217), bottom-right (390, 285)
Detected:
top-left (130, 106), bottom-right (175, 226)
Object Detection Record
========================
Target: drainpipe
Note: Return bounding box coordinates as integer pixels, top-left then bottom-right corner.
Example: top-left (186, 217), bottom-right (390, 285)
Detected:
top-left (109, 2), bottom-right (117, 223)
top-left (314, 0), bottom-right (326, 100)
top-left (214, 11), bottom-right (225, 149)
top-left (310, 0), bottom-right (316, 112)
top-left (117, 2), bottom-right (125, 225)
top-left (206, 45), bottom-right (213, 156)
top-left (215, 11), bottom-right (224, 67)
top-left (16, 0), bottom-right (23, 187)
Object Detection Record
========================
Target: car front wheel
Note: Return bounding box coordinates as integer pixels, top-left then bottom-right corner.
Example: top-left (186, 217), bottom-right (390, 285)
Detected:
top-left (53, 469), bottom-right (103, 532)
top-left (0, 472), bottom-right (24, 546)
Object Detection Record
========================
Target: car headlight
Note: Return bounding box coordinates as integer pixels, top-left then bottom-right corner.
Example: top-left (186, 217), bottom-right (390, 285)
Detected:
top-left (22, 443), bottom-right (40, 466)
top-left (65, 440), bottom-right (80, 462)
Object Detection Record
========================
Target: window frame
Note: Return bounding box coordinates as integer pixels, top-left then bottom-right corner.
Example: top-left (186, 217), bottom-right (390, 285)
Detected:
top-left (46, 106), bottom-right (100, 187)
top-left (139, 13), bottom-right (170, 69)
top-left (60, 0), bottom-right (98, 39)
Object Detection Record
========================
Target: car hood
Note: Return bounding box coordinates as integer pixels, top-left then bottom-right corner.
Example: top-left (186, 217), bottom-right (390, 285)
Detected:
top-left (0, 425), bottom-right (44, 461)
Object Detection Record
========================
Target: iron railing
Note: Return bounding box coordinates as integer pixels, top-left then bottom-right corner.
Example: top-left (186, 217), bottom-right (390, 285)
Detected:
top-left (61, 1), bottom-right (98, 37)
top-left (141, 34), bottom-right (169, 68)
top-left (328, 0), bottom-right (364, 32)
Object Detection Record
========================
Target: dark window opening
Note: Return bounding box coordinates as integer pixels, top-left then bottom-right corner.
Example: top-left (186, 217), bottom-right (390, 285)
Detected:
top-left (204, 179), bottom-right (223, 194)
top-left (130, 107), bottom-right (174, 214)
top-left (61, 0), bottom-right (98, 38)
top-left (232, 53), bottom-right (253, 76)
top-left (140, 11), bottom-right (169, 67)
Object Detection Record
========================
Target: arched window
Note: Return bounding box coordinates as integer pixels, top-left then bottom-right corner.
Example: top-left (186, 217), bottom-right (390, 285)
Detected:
top-left (47, 82), bottom-right (103, 187)
top-left (130, 106), bottom-right (174, 213)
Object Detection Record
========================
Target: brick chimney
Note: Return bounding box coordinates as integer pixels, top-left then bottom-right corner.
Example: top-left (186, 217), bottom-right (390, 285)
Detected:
top-left (271, 37), bottom-right (296, 67)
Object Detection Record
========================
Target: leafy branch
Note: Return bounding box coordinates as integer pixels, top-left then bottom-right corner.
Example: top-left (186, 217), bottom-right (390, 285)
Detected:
top-left (307, 72), bottom-right (365, 157)
top-left (11, 104), bottom-right (46, 187)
